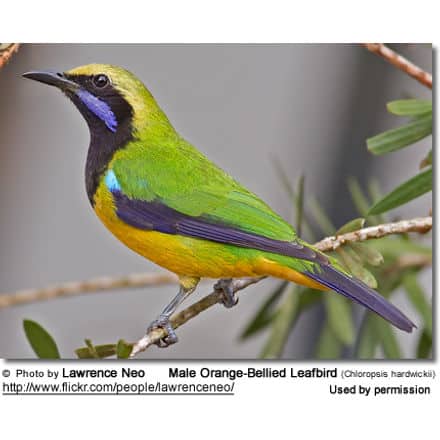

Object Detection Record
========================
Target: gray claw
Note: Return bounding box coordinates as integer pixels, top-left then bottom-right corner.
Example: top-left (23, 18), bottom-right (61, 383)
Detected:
top-left (214, 279), bottom-right (238, 309)
top-left (147, 314), bottom-right (178, 347)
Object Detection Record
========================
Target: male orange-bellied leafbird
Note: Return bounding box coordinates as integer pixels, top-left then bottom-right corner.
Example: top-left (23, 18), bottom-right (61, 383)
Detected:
top-left (23, 64), bottom-right (415, 346)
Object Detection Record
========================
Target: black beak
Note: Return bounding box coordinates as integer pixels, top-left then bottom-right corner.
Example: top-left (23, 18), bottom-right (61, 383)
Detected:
top-left (22, 70), bottom-right (79, 91)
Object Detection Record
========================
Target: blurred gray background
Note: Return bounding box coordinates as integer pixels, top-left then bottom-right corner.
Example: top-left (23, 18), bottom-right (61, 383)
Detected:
top-left (0, 44), bottom-right (432, 358)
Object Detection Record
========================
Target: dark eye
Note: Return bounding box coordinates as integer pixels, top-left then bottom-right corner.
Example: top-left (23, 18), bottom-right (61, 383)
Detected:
top-left (92, 74), bottom-right (109, 88)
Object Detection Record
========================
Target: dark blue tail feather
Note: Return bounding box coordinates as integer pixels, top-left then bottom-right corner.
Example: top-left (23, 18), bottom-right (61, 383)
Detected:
top-left (305, 264), bottom-right (416, 333)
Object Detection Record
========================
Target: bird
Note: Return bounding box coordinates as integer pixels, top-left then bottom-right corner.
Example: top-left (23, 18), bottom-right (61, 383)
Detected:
top-left (23, 64), bottom-right (416, 346)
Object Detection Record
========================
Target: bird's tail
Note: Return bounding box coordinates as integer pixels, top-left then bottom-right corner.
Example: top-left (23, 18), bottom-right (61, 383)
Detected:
top-left (303, 263), bottom-right (416, 332)
top-left (256, 256), bottom-right (416, 333)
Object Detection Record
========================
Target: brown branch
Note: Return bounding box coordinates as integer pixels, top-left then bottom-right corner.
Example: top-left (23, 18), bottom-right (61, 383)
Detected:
top-left (314, 216), bottom-right (432, 252)
top-left (130, 216), bottom-right (432, 357)
top-left (0, 44), bottom-right (20, 70)
top-left (130, 277), bottom-right (264, 356)
top-left (0, 273), bottom-right (177, 309)
top-left (363, 43), bottom-right (432, 89)
top-left (383, 253), bottom-right (432, 275)
top-left (1, 216), bottom-right (431, 314)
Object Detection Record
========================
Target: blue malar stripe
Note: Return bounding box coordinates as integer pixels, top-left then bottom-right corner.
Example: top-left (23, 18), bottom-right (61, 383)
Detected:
top-left (76, 89), bottom-right (118, 132)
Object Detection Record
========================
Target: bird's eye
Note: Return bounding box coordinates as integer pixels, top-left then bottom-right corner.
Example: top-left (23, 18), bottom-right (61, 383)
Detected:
top-left (92, 74), bottom-right (109, 89)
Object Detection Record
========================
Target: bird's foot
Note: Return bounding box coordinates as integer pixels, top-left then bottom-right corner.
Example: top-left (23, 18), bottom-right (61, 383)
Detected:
top-left (214, 278), bottom-right (238, 309)
top-left (147, 314), bottom-right (178, 348)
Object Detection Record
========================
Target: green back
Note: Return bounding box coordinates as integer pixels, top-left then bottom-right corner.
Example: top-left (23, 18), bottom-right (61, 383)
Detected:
top-left (111, 134), bottom-right (297, 242)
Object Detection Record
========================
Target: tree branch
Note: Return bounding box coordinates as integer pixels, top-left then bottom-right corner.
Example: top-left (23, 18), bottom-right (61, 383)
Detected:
top-left (1, 216), bottom-right (431, 314)
top-left (0, 43), bottom-right (20, 70)
top-left (0, 273), bottom-right (177, 309)
top-left (130, 277), bottom-right (264, 357)
top-left (130, 215), bottom-right (432, 357)
top-left (314, 216), bottom-right (432, 252)
top-left (384, 253), bottom-right (432, 275)
top-left (363, 43), bottom-right (432, 89)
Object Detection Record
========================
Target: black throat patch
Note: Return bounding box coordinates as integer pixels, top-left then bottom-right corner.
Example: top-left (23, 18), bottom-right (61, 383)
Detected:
top-left (64, 74), bottom-right (134, 205)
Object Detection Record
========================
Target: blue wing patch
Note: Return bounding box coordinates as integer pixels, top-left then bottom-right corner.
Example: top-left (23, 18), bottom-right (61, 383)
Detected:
top-left (105, 169), bottom-right (121, 192)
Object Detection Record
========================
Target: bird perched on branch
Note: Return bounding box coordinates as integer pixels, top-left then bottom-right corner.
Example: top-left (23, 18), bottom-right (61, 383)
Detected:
top-left (23, 64), bottom-right (415, 346)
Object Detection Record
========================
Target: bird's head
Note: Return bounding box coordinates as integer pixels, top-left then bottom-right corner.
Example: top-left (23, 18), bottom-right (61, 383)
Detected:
top-left (23, 63), bottom-right (172, 136)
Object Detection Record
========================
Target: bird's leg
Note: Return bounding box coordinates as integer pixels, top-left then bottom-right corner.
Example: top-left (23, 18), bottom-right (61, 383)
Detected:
top-left (214, 278), bottom-right (238, 308)
top-left (147, 276), bottom-right (199, 348)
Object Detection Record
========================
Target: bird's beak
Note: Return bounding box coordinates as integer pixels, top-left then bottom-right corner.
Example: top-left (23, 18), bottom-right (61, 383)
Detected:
top-left (22, 70), bottom-right (79, 91)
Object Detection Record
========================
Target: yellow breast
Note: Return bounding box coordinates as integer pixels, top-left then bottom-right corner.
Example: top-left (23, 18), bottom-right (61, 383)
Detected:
top-left (92, 182), bottom-right (261, 279)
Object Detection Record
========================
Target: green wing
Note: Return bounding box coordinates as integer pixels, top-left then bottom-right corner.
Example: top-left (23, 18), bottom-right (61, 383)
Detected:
top-left (111, 136), bottom-right (296, 241)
